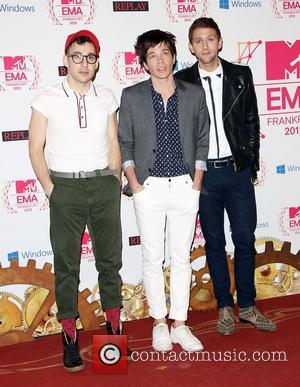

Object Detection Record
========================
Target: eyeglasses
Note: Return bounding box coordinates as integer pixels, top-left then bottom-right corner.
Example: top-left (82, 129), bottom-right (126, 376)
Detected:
top-left (68, 53), bottom-right (98, 64)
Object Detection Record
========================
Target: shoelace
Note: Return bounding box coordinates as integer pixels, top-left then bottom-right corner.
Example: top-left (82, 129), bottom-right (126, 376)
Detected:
top-left (66, 341), bottom-right (81, 362)
top-left (175, 325), bottom-right (194, 337)
top-left (220, 308), bottom-right (232, 319)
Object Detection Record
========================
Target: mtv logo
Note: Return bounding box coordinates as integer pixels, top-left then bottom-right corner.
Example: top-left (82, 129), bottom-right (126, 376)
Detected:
top-left (3, 56), bottom-right (26, 71)
top-left (15, 179), bottom-right (37, 194)
top-left (220, 0), bottom-right (229, 9)
top-left (265, 40), bottom-right (300, 80)
top-left (276, 165), bottom-right (286, 174)
top-left (289, 207), bottom-right (300, 219)
top-left (124, 52), bottom-right (139, 66)
top-left (81, 232), bottom-right (91, 245)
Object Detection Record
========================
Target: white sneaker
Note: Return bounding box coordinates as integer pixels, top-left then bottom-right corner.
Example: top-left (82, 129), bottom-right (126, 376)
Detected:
top-left (170, 325), bottom-right (204, 352)
top-left (152, 323), bottom-right (173, 352)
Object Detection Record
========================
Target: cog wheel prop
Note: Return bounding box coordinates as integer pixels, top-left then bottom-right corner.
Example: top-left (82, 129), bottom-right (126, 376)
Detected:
top-left (0, 259), bottom-right (104, 346)
top-left (0, 259), bottom-right (55, 346)
top-left (90, 282), bottom-right (149, 321)
top-left (190, 246), bottom-right (235, 311)
top-left (255, 241), bottom-right (300, 299)
top-left (0, 292), bottom-right (23, 336)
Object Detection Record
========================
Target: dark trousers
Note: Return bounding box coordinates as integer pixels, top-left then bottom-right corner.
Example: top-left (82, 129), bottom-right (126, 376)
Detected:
top-left (199, 162), bottom-right (257, 309)
top-left (49, 175), bottom-right (122, 320)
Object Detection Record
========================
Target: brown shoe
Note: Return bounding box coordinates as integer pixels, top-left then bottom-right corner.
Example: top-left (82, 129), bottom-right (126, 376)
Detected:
top-left (217, 307), bottom-right (235, 335)
top-left (239, 306), bottom-right (277, 332)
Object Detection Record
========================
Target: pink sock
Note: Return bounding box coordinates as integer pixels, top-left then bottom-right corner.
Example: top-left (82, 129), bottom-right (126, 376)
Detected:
top-left (61, 318), bottom-right (76, 340)
top-left (105, 307), bottom-right (120, 333)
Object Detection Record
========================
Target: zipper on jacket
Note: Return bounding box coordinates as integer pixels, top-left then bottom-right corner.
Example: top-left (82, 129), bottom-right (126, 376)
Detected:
top-left (223, 84), bottom-right (244, 121)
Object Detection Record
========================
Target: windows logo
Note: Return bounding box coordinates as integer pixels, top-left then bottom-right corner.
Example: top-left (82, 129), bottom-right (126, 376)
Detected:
top-left (276, 165), bottom-right (286, 174)
top-left (7, 251), bottom-right (19, 261)
top-left (220, 0), bottom-right (229, 9)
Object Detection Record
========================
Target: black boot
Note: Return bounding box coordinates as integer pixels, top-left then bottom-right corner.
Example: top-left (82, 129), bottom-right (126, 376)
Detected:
top-left (106, 321), bottom-right (132, 359)
top-left (62, 330), bottom-right (84, 372)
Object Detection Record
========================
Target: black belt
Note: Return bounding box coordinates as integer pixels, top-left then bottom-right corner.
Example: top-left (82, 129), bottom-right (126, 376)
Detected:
top-left (49, 169), bottom-right (116, 179)
top-left (207, 157), bottom-right (234, 168)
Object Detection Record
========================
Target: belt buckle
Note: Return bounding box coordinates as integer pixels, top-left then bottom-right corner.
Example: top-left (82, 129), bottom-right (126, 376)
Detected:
top-left (213, 161), bottom-right (223, 168)
top-left (214, 160), bottom-right (229, 168)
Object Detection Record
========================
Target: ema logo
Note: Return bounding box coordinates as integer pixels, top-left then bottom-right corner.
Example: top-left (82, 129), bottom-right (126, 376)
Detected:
top-left (220, 0), bottom-right (261, 8)
top-left (48, 0), bottom-right (96, 26)
top-left (192, 217), bottom-right (205, 249)
top-left (112, 51), bottom-right (147, 85)
top-left (0, 56), bottom-right (40, 91)
top-left (81, 230), bottom-right (95, 261)
top-left (265, 40), bottom-right (300, 81)
top-left (264, 40), bottom-right (300, 113)
top-left (2, 179), bottom-right (48, 214)
top-left (112, 1), bottom-right (149, 11)
top-left (272, 0), bottom-right (300, 18)
top-left (279, 206), bottom-right (300, 236)
top-left (165, 0), bottom-right (208, 23)
top-left (276, 164), bottom-right (300, 173)
top-left (0, 3), bottom-right (35, 12)
top-left (2, 130), bottom-right (29, 142)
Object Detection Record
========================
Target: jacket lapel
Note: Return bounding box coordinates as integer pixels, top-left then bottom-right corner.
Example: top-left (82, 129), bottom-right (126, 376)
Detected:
top-left (221, 58), bottom-right (245, 120)
top-left (176, 79), bottom-right (187, 150)
top-left (140, 79), bottom-right (156, 137)
top-left (190, 62), bottom-right (202, 86)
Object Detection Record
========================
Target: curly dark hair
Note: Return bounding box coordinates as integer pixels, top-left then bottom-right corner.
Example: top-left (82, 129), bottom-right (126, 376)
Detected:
top-left (134, 29), bottom-right (177, 67)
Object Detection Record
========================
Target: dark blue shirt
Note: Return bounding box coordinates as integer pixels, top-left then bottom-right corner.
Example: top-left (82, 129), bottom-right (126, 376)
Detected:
top-left (151, 87), bottom-right (187, 177)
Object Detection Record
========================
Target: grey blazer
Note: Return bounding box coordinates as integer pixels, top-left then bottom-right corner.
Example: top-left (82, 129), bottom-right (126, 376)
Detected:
top-left (119, 78), bottom-right (209, 186)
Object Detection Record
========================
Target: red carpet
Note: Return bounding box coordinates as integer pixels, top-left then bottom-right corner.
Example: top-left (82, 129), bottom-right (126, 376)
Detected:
top-left (1, 295), bottom-right (300, 387)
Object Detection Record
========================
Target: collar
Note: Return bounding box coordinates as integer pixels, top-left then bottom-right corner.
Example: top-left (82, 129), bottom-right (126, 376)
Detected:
top-left (61, 78), bottom-right (97, 98)
top-left (150, 81), bottom-right (177, 97)
top-left (198, 61), bottom-right (223, 80)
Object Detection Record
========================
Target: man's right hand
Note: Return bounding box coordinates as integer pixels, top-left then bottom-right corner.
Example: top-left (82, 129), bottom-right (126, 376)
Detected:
top-left (132, 183), bottom-right (144, 194)
top-left (45, 183), bottom-right (54, 199)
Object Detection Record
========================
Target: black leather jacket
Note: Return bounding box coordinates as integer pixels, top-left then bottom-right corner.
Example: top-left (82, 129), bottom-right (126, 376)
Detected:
top-left (175, 58), bottom-right (260, 179)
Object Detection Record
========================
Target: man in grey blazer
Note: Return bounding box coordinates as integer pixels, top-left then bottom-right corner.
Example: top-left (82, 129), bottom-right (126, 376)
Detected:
top-left (119, 30), bottom-right (209, 352)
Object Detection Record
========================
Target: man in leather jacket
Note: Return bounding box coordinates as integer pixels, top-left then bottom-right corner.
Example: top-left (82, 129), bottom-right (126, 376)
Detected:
top-left (175, 17), bottom-right (276, 335)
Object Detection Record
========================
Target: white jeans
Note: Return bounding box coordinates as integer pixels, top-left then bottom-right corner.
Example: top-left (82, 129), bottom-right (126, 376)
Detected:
top-left (133, 175), bottom-right (199, 321)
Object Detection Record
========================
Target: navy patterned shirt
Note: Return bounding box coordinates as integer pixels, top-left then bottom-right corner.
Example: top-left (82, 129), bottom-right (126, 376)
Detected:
top-left (151, 87), bottom-right (187, 177)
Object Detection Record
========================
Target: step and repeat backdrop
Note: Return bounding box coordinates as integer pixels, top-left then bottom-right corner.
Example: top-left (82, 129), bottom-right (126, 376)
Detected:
top-left (0, 1), bottom-right (299, 338)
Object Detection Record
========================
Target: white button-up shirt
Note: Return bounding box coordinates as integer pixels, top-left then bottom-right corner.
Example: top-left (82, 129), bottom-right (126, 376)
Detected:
top-left (199, 63), bottom-right (232, 159)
